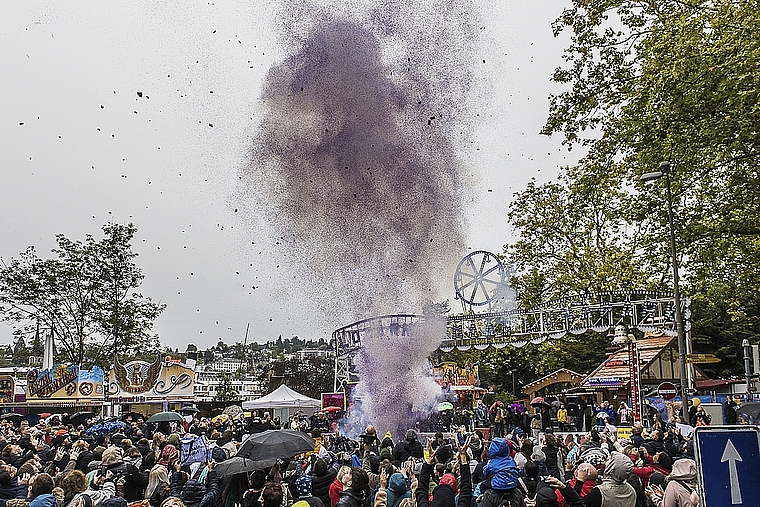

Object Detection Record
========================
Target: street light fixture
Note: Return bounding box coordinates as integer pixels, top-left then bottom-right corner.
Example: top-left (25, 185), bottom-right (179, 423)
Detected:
top-left (641, 161), bottom-right (691, 424)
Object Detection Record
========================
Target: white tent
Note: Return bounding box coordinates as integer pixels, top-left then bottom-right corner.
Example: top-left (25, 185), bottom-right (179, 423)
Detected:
top-left (242, 384), bottom-right (321, 412)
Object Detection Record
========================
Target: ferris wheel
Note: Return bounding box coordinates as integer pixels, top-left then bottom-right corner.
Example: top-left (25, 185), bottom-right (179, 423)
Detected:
top-left (453, 250), bottom-right (507, 312)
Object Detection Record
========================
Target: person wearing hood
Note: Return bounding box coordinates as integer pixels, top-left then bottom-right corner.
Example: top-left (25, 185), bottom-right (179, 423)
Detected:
top-left (392, 431), bottom-right (424, 466)
top-left (374, 469), bottom-right (413, 507)
top-left (416, 437), bottom-right (471, 507)
top-left (645, 459), bottom-right (698, 507)
top-left (582, 452), bottom-right (636, 507)
top-left (169, 461), bottom-right (220, 507)
top-left (310, 458), bottom-right (337, 507)
top-left (100, 445), bottom-right (146, 503)
top-left (482, 438), bottom-right (519, 493)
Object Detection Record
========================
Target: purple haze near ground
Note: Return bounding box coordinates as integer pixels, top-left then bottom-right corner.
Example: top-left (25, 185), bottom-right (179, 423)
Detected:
top-left (241, 2), bottom-right (480, 436)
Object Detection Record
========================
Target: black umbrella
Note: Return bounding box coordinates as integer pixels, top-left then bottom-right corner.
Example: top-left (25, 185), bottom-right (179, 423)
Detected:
top-left (214, 456), bottom-right (277, 476)
top-left (120, 412), bottom-right (144, 422)
top-left (146, 411), bottom-right (184, 423)
top-left (68, 411), bottom-right (97, 427)
top-left (0, 413), bottom-right (22, 423)
top-left (738, 402), bottom-right (760, 424)
top-left (180, 406), bottom-right (200, 414)
top-left (24, 414), bottom-right (41, 425)
top-left (236, 430), bottom-right (315, 460)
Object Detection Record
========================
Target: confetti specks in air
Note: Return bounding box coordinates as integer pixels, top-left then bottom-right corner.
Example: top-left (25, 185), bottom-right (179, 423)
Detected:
top-left (240, 3), bottom-right (479, 435)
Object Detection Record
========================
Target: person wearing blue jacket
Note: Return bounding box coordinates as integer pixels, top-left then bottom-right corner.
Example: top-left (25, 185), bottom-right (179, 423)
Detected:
top-left (482, 439), bottom-right (519, 491)
top-left (27, 474), bottom-right (56, 507)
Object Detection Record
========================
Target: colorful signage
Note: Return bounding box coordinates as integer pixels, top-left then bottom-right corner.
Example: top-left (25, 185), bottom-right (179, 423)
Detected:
top-left (321, 392), bottom-right (346, 410)
top-left (0, 376), bottom-right (15, 404)
top-left (658, 382), bottom-right (678, 401)
top-left (108, 356), bottom-right (194, 401)
top-left (26, 365), bottom-right (104, 400)
top-left (588, 376), bottom-right (624, 388)
top-left (432, 361), bottom-right (480, 387)
top-left (628, 341), bottom-right (642, 423)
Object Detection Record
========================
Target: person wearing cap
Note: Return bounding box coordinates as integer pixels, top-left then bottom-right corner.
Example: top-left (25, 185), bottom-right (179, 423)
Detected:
top-left (391, 431), bottom-right (423, 466)
top-left (295, 475), bottom-right (324, 507)
top-left (430, 433), bottom-right (451, 465)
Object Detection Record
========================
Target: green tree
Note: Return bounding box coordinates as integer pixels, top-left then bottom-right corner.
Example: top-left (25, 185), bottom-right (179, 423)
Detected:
top-left (30, 328), bottom-right (44, 357)
top-left (506, 0), bottom-right (760, 374)
top-left (214, 373), bottom-right (239, 402)
top-left (12, 336), bottom-right (29, 365)
top-left (0, 223), bottom-right (165, 368)
top-left (266, 356), bottom-right (334, 400)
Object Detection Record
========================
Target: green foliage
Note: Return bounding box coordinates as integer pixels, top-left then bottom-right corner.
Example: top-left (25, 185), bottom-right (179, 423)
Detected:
top-left (504, 0), bottom-right (760, 375)
top-left (266, 356), bottom-right (334, 399)
top-left (12, 336), bottom-right (29, 364)
top-left (438, 338), bottom-right (608, 399)
top-left (214, 373), bottom-right (239, 402)
top-left (0, 223), bottom-right (165, 368)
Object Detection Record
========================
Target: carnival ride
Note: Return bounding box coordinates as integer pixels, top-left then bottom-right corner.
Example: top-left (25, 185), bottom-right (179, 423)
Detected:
top-left (333, 251), bottom-right (690, 391)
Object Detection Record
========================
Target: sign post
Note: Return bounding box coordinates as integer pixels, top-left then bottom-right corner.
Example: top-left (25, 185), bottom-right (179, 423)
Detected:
top-left (657, 382), bottom-right (677, 401)
top-left (694, 426), bottom-right (760, 506)
top-left (628, 340), bottom-right (642, 422)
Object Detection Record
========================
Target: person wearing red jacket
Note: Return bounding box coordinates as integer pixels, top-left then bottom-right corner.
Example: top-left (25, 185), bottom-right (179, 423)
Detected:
top-left (632, 451), bottom-right (672, 487)
top-left (556, 463), bottom-right (596, 507)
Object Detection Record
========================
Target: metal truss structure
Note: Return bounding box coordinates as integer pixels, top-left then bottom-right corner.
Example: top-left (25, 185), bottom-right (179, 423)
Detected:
top-left (333, 291), bottom-right (692, 390)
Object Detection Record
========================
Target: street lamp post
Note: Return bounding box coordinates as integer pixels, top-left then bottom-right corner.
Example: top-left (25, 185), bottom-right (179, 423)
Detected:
top-left (744, 339), bottom-right (753, 400)
top-left (641, 161), bottom-right (691, 423)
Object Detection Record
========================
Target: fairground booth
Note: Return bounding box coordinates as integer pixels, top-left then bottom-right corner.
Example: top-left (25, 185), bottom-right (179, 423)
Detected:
top-left (432, 360), bottom-right (486, 407)
top-left (105, 355), bottom-right (196, 416)
top-left (577, 330), bottom-right (709, 422)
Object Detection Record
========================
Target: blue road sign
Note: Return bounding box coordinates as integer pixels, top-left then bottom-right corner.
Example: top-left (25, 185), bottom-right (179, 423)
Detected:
top-left (694, 426), bottom-right (760, 506)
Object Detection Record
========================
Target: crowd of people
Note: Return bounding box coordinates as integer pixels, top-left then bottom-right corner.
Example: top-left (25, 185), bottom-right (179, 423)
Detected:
top-left (0, 404), bottom-right (707, 507)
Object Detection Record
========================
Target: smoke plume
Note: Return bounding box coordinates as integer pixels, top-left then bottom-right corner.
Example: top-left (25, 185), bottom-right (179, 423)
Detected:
top-left (241, 2), bottom-right (480, 436)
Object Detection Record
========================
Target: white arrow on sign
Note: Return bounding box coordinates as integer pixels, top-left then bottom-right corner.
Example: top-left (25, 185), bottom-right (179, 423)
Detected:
top-left (721, 439), bottom-right (743, 504)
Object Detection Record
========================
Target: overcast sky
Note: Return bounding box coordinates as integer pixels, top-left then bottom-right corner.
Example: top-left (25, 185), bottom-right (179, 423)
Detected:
top-left (1, 1), bottom-right (579, 351)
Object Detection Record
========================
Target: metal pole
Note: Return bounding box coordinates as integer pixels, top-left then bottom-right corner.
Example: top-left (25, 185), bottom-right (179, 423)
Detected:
top-left (743, 339), bottom-right (752, 400)
top-left (664, 167), bottom-right (691, 423)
